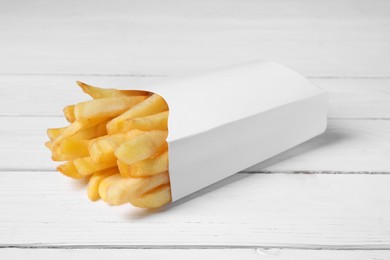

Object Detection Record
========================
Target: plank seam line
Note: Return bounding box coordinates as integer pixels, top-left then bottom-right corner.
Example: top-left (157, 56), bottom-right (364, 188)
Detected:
top-left (0, 73), bottom-right (168, 77)
top-left (241, 170), bottom-right (390, 174)
top-left (1, 115), bottom-right (390, 121)
top-left (1, 169), bottom-right (389, 174)
top-left (0, 73), bottom-right (390, 79)
top-left (328, 118), bottom-right (390, 121)
top-left (1, 244), bottom-right (390, 250)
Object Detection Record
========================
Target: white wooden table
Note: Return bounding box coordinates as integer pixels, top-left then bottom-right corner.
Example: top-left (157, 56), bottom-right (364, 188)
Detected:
top-left (1, 0), bottom-right (390, 259)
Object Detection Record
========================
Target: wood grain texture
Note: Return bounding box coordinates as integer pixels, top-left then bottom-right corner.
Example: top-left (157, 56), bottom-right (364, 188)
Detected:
top-left (1, 0), bottom-right (389, 256)
top-left (1, 117), bottom-right (389, 172)
top-left (0, 172), bottom-right (390, 247)
top-left (0, 0), bottom-right (389, 76)
top-left (1, 76), bottom-right (390, 119)
top-left (1, 249), bottom-right (390, 260)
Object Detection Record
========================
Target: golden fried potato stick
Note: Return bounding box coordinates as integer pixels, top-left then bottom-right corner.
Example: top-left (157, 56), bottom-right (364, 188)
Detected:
top-left (45, 141), bottom-right (52, 150)
top-left (89, 134), bottom-right (126, 164)
top-left (115, 130), bottom-right (168, 165)
top-left (47, 127), bottom-right (67, 141)
top-left (58, 137), bottom-right (90, 157)
top-left (72, 119), bottom-right (110, 140)
top-left (103, 172), bottom-right (170, 205)
top-left (107, 94), bottom-right (169, 134)
top-left (118, 151), bottom-right (168, 178)
top-left (95, 120), bottom-right (108, 136)
top-left (130, 184), bottom-right (171, 208)
top-left (47, 120), bottom-right (107, 144)
top-left (133, 150), bottom-right (168, 177)
top-left (57, 161), bottom-right (83, 179)
top-left (74, 96), bottom-right (146, 121)
top-left (88, 130), bottom-right (143, 164)
top-left (87, 167), bottom-right (118, 201)
top-left (47, 82), bottom-right (172, 209)
top-left (123, 111), bottom-right (168, 132)
top-left (53, 118), bottom-right (106, 145)
top-left (77, 81), bottom-right (149, 98)
top-left (98, 174), bottom-right (122, 202)
top-left (63, 105), bottom-right (75, 123)
top-left (116, 160), bottom-right (129, 178)
top-left (73, 156), bottom-right (117, 177)
top-left (51, 148), bottom-right (79, 161)
top-left (98, 173), bottom-right (122, 202)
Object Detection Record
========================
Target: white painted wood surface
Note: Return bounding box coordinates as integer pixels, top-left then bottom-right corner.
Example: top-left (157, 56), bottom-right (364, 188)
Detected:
top-left (1, 173), bottom-right (390, 247)
top-left (1, 76), bottom-right (390, 119)
top-left (1, 0), bottom-right (389, 77)
top-left (2, 117), bottom-right (390, 172)
top-left (0, 0), bottom-right (389, 258)
top-left (1, 249), bottom-right (390, 260)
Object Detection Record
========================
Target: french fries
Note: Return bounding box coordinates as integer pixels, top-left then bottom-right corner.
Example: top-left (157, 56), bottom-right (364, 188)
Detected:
top-left (118, 151), bottom-right (168, 178)
top-left (103, 172), bottom-right (170, 205)
top-left (73, 96), bottom-right (146, 121)
top-left (73, 156), bottom-right (117, 177)
top-left (47, 127), bottom-right (66, 141)
top-left (123, 111), bottom-right (168, 131)
top-left (58, 137), bottom-right (90, 157)
top-left (63, 105), bottom-right (75, 123)
top-left (114, 130), bottom-right (168, 165)
top-left (57, 161), bottom-right (83, 179)
top-left (88, 130), bottom-right (143, 164)
top-left (87, 168), bottom-right (119, 201)
top-left (130, 184), bottom-right (172, 208)
top-left (77, 81), bottom-right (149, 98)
top-left (53, 118), bottom-right (106, 145)
top-left (45, 82), bottom-right (171, 209)
top-left (107, 94), bottom-right (169, 134)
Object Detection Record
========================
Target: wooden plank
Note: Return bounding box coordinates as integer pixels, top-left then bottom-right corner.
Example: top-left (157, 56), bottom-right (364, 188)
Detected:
top-left (1, 116), bottom-right (389, 172)
top-left (1, 248), bottom-right (390, 260)
top-left (246, 118), bottom-right (390, 173)
top-left (0, 0), bottom-right (389, 76)
top-left (0, 75), bottom-right (164, 117)
top-left (1, 76), bottom-right (390, 119)
top-left (317, 78), bottom-right (390, 119)
top-left (0, 173), bottom-right (390, 247)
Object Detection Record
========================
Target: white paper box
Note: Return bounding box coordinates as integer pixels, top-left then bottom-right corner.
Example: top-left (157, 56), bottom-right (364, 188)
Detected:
top-left (86, 61), bottom-right (327, 202)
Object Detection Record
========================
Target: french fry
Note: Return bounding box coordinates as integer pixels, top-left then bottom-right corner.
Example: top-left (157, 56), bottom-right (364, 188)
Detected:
top-left (95, 120), bottom-right (108, 136)
top-left (118, 151), bottom-right (168, 178)
top-left (57, 161), bottom-right (83, 179)
top-left (71, 119), bottom-right (109, 140)
top-left (45, 141), bottom-right (52, 150)
top-left (88, 130), bottom-right (143, 164)
top-left (51, 148), bottom-right (79, 161)
top-left (73, 156), bottom-right (117, 177)
top-left (47, 127), bottom-right (67, 141)
top-left (48, 121), bottom-right (106, 144)
top-left (107, 94), bottom-right (169, 134)
top-left (123, 111), bottom-right (168, 132)
top-left (89, 134), bottom-right (127, 164)
top-left (98, 174), bottom-right (122, 202)
top-left (77, 81), bottom-right (149, 98)
top-left (116, 160), bottom-right (130, 178)
top-left (130, 184), bottom-right (171, 208)
top-left (87, 167), bottom-right (118, 201)
top-left (154, 141), bottom-right (169, 156)
top-left (48, 82), bottom-right (172, 209)
top-left (63, 105), bottom-right (75, 123)
top-left (74, 96), bottom-right (146, 121)
top-left (104, 172), bottom-right (170, 205)
top-left (115, 130), bottom-right (168, 165)
top-left (53, 118), bottom-right (106, 145)
top-left (58, 137), bottom-right (90, 157)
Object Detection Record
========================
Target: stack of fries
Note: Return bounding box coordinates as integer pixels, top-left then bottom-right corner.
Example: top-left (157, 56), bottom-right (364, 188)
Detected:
top-left (45, 82), bottom-right (171, 208)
